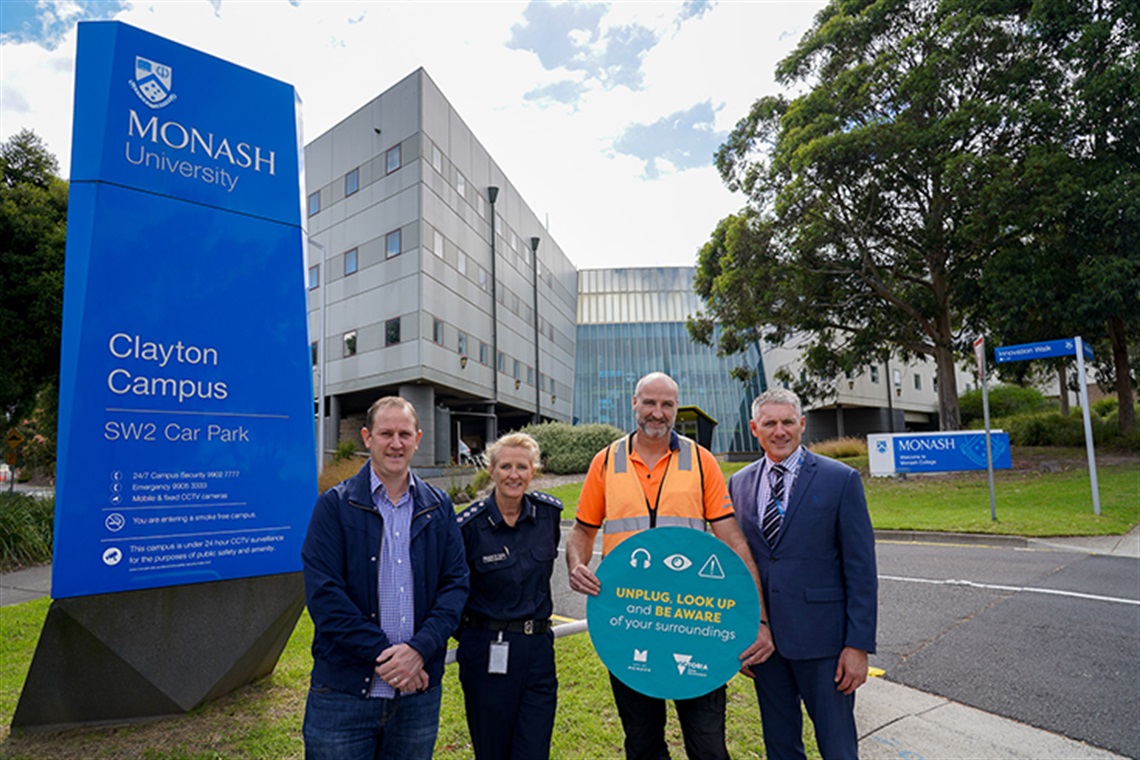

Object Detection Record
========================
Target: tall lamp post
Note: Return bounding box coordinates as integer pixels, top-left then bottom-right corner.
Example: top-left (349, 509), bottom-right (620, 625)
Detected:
top-left (309, 238), bottom-right (327, 474)
top-left (530, 236), bottom-right (541, 424)
top-left (487, 186), bottom-right (500, 441)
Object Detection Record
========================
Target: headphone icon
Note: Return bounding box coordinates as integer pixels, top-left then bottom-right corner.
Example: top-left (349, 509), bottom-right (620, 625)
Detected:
top-left (630, 548), bottom-right (651, 569)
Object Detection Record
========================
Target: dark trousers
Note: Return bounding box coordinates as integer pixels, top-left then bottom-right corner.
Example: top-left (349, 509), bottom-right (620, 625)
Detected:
top-left (457, 629), bottom-right (557, 760)
top-left (609, 672), bottom-right (728, 760)
top-left (752, 650), bottom-right (858, 760)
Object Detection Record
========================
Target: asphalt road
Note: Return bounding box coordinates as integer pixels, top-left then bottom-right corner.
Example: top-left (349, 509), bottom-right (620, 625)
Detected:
top-left (874, 539), bottom-right (1140, 758)
top-left (552, 527), bottom-right (1140, 758)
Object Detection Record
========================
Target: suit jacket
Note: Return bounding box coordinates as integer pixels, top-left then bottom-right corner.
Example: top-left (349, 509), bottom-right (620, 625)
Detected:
top-left (728, 449), bottom-right (877, 660)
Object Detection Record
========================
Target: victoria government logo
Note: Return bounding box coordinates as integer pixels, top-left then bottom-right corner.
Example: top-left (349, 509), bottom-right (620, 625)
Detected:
top-left (130, 56), bottom-right (176, 109)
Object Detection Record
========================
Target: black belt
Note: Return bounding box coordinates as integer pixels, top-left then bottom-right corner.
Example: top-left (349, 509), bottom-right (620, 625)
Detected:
top-left (463, 615), bottom-right (551, 635)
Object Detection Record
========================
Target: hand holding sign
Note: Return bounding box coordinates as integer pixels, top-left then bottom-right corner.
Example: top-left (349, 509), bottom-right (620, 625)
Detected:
top-left (586, 527), bottom-right (759, 700)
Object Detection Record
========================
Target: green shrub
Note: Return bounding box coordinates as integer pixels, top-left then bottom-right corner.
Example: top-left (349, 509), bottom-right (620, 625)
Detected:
top-left (1092, 397), bottom-right (1119, 417)
top-left (959, 385), bottom-right (1052, 425)
top-left (0, 492), bottom-right (54, 571)
top-left (809, 437), bottom-right (867, 459)
top-left (332, 438), bottom-right (360, 463)
top-left (519, 421), bottom-right (624, 474)
top-left (472, 469), bottom-right (491, 492)
top-left (994, 411), bottom-right (1115, 447)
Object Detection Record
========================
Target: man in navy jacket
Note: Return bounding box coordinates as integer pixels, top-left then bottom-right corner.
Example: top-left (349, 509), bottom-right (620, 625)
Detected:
top-left (302, 396), bottom-right (469, 759)
top-left (728, 389), bottom-right (877, 759)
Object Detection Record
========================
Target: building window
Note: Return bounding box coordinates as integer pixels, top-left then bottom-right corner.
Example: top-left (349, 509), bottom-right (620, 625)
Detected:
top-left (308, 265), bottom-right (319, 290)
top-left (458, 251), bottom-right (467, 276)
top-left (477, 194), bottom-right (486, 218)
top-left (478, 267), bottom-right (488, 290)
top-left (479, 342), bottom-right (489, 365)
top-left (311, 341), bottom-right (318, 366)
top-left (458, 332), bottom-right (468, 356)
top-left (893, 369), bottom-right (902, 387)
top-left (870, 366), bottom-right (880, 383)
top-left (433, 228), bottom-right (444, 258)
top-left (527, 366), bottom-right (534, 385)
top-left (385, 318), bottom-right (401, 346)
top-left (498, 352), bottom-right (506, 373)
top-left (307, 191), bottom-right (320, 216)
top-left (513, 359), bottom-right (520, 379)
top-left (431, 144), bottom-right (442, 173)
top-left (914, 374), bottom-right (922, 391)
top-left (386, 229), bottom-right (402, 258)
top-left (345, 168), bottom-right (359, 196)
top-left (386, 145), bottom-right (401, 174)
top-left (433, 318), bottom-right (444, 345)
top-left (456, 173), bottom-right (466, 197)
top-left (549, 379), bottom-right (556, 397)
top-left (343, 331), bottom-right (357, 357)
top-left (343, 247), bottom-right (358, 276)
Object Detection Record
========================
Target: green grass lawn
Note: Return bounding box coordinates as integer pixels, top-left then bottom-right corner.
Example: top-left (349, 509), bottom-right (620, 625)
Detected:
top-left (551, 456), bottom-right (1139, 538)
top-left (0, 603), bottom-right (808, 759)
top-left (1, 449), bottom-right (1134, 757)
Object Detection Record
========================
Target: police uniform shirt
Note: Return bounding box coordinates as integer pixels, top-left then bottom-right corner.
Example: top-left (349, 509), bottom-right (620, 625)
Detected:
top-left (457, 491), bottom-right (562, 622)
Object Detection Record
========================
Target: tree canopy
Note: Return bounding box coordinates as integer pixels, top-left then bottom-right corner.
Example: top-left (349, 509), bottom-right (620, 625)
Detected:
top-left (690, 0), bottom-right (1137, 431)
top-left (0, 129), bottom-right (67, 422)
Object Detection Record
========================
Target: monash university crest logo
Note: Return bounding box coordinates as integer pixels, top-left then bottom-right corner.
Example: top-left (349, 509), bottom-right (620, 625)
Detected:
top-left (130, 56), bottom-right (176, 108)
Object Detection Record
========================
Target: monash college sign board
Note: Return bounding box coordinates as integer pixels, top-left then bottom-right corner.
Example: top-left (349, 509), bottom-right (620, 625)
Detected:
top-left (54, 21), bottom-right (315, 599)
top-left (868, 431), bottom-right (1012, 476)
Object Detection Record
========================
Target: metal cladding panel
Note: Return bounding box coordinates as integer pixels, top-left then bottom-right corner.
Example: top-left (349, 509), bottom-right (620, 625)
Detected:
top-left (53, 21), bottom-right (315, 599)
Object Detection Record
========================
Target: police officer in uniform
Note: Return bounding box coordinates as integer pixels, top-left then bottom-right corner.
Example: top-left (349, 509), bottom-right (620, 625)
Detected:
top-left (456, 432), bottom-right (562, 760)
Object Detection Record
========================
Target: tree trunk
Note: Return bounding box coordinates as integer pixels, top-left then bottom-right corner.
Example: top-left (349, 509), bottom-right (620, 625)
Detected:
top-left (1107, 316), bottom-right (1135, 435)
top-left (934, 343), bottom-right (961, 430)
top-left (1057, 363), bottom-right (1070, 415)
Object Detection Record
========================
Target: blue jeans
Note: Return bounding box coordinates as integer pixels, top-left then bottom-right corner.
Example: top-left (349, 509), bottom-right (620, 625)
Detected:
top-left (302, 680), bottom-right (442, 760)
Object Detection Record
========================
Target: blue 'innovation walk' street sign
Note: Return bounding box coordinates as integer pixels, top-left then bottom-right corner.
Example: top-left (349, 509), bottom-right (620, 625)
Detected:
top-left (990, 336), bottom-right (1101, 515)
top-left (994, 338), bottom-right (1094, 363)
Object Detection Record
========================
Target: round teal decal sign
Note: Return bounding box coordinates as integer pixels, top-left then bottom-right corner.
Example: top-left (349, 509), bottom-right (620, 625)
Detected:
top-left (587, 527), bottom-right (760, 700)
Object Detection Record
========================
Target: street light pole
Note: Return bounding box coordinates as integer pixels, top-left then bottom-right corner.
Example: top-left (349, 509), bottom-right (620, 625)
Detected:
top-left (487, 186), bottom-right (499, 441)
top-left (530, 236), bottom-right (541, 425)
top-left (309, 238), bottom-right (326, 475)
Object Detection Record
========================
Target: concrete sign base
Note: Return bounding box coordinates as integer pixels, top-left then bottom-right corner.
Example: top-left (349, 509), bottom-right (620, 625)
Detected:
top-left (11, 572), bottom-right (303, 733)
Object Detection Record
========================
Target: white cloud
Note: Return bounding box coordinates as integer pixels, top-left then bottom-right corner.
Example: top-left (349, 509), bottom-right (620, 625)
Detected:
top-left (0, 0), bottom-right (826, 270)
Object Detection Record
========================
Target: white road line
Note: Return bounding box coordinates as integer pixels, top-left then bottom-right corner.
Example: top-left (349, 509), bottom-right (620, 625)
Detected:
top-left (880, 574), bottom-right (1140, 606)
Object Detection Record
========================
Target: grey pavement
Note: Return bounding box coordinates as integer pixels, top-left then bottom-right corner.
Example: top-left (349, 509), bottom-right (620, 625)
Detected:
top-left (2, 525), bottom-right (1136, 759)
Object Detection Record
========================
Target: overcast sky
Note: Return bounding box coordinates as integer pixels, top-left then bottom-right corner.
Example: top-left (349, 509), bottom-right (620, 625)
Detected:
top-left (1, 0), bottom-right (826, 270)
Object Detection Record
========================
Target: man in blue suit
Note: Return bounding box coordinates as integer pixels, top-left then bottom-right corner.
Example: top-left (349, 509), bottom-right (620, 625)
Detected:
top-left (728, 389), bottom-right (877, 759)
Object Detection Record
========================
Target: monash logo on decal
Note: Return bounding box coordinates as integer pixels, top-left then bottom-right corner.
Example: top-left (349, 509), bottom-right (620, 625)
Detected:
top-left (897, 436), bottom-right (956, 452)
top-left (130, 56), bottom-right (177, 109)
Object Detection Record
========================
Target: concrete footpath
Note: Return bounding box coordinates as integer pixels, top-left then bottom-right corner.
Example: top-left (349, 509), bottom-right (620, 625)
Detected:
top-left (2, 527), bottom-right (1136, 759)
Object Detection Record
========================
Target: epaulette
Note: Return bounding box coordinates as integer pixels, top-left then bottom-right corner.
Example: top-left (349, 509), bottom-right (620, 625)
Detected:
top-left (529, 491), bottom-right (563, 511)
top-left (456, 498), bottom-right (489, 526)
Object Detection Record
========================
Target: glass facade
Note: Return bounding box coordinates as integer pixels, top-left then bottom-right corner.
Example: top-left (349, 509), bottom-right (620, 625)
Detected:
top-left (574, 267), bottom-right (766, 454)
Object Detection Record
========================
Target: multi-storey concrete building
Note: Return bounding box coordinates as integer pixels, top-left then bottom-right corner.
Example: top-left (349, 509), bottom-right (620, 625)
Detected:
top-left (306, 72), bottom-right (967, 465)
top-left (304, 69), bottom-right (577, 467)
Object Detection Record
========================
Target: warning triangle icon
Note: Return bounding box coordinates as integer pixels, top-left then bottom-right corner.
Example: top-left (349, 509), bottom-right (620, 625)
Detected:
top-left (698, 554), bottom-right (725, 579)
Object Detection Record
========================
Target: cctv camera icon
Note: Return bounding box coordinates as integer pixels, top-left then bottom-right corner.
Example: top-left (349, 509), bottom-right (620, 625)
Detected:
top-left (630, 548), bottom-right (651, 569)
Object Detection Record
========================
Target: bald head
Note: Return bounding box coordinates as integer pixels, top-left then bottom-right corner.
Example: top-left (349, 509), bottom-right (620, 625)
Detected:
top-left (634, 372), bottom-right (679, 400)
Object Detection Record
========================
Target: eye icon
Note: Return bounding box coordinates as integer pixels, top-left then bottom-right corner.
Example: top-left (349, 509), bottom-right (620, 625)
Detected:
top-left (663, 554), bottom-right (692, 572)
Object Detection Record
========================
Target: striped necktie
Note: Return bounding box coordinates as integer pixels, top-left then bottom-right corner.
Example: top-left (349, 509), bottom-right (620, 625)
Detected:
top-left (762, 464), bottom-right (786, 544)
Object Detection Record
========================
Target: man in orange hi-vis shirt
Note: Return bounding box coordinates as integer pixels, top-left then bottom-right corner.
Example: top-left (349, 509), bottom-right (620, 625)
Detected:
top-left (566, 372), bottom-right (774, 760)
